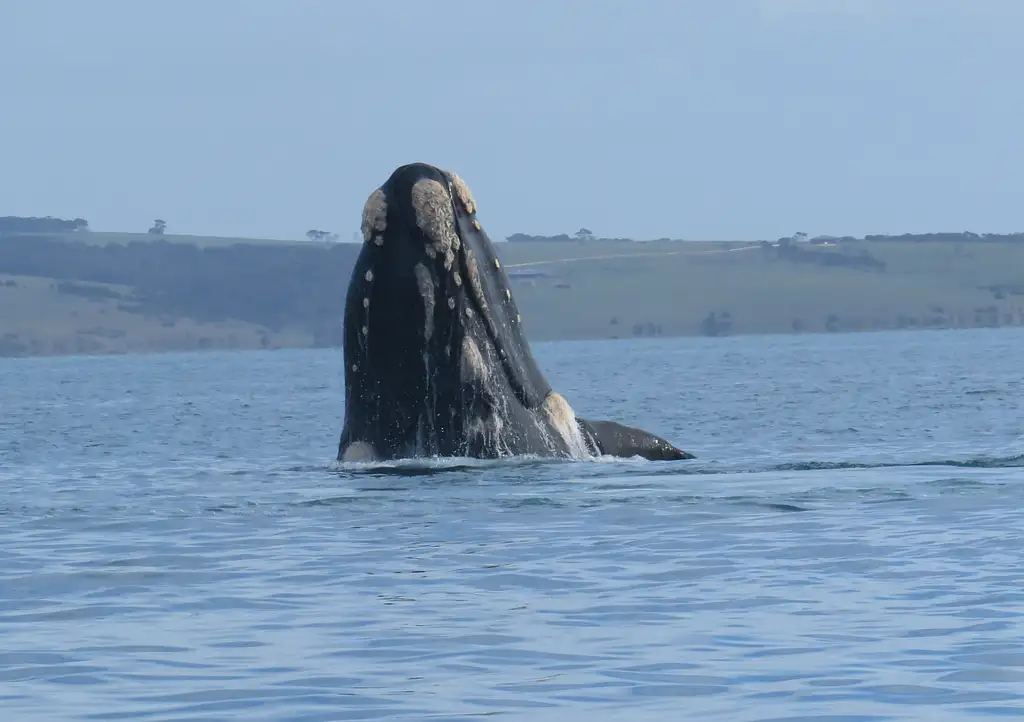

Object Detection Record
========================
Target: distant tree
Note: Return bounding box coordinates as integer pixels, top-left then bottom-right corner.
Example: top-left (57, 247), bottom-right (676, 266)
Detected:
top-left (700, 311), bottom-right (733, 337)
top-left (148, 219), bottom-right (167, 235)
top-left (700, 313), bottom-right (718, 336)
top-left (73, 218), bottom-right (89, 231)
top-left (506, 232), bottom-right (574, 243)
top-left (305, 229), bottom-right (338, 243)
top-left (0, 216), bottom-right (89, 233)
top-left (574, 227), bottom-right (594, 241)
top-left (974, 305), bottom-right (999, 327)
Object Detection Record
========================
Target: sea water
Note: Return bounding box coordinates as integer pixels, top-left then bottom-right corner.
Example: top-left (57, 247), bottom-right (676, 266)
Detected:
top-left (2, 328), bottom-right (1023, 721)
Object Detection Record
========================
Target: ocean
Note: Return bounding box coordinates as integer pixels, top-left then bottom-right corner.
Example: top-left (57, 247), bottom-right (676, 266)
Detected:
top-left (2, 328), bottom-right (1023, 721)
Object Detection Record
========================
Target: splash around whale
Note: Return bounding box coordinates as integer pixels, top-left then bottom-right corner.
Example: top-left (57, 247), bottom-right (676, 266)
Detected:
top-left (336, 162), bottom-right (694, 463)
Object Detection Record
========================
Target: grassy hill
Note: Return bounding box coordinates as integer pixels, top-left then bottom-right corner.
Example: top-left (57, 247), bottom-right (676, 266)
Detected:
top-left (503, 238), bottom-right (1024, 339)
top-left (1, 229), bottom-right (1023, 358)
top-left (41, 230), bottom-right (314, 248)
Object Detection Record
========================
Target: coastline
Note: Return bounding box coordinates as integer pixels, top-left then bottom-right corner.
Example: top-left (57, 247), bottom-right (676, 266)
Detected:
top-left (3, 231), bottom-right (1024, 359)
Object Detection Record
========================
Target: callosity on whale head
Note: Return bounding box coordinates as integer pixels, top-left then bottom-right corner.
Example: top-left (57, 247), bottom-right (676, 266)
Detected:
top-left (337, 162), bottom-right (694, 463)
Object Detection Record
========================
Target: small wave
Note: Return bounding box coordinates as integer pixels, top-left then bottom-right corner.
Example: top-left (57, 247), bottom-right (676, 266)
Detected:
top-left (922, 477), bottom-right (1000, 491)
top-left (327, 452), bottom-right (661, 478)
top-left (725, 498), bottom-right (810, 513)
top-left (296, 495), bottom-right (371, 508)
top-left (922, 454), bottom-right (1024, 469)
top-left (965, 388), bottom-right (1001, 396)
top-left (328, 454), bottom-right (568, 478)
top-left (323, 450), bottom-right (1024, 482)
top-left (771, 453), bottom-right (1024, 472)
top-left (772, 461), bottom-right (878, 471)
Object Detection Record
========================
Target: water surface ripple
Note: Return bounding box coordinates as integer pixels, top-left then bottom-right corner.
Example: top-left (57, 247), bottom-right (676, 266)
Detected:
top-left (2, 329), bottom-right (1023, 720)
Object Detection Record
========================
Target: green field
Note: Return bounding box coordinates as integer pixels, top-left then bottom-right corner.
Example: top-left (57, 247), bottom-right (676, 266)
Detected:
top-left (503, 239), bottom-right (1024, 339)
top-left (0, 274), bottom-right (314, 357)
top-left (2, 230), bottom-right (1023, 358)
top-left (38, 230), bottom-right (321, 248)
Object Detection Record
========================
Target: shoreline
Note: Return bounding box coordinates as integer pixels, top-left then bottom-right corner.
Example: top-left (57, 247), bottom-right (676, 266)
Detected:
top-left (3, 323), bottom-right (1021, 363)
top-left (4, 231), bottom-right (1024, 360)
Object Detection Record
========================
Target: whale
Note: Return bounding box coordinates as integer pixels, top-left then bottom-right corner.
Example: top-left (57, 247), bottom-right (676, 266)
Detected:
top-left (337, 162), bottom-right (694, 463)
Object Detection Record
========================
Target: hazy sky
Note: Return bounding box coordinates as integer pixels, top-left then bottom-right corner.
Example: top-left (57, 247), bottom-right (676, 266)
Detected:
top-left (2, 0), bottom-right (1022, 242)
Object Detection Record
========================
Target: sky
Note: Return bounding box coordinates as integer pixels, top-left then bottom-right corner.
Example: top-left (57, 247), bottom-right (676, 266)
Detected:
top-left (2, 0), bottom-right (1022, 242)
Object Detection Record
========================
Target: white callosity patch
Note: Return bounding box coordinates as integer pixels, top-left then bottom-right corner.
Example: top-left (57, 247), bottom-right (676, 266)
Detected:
top-left (359, 271), bottom-right (373, 341)
top-left (341, 441), bottom-right (378, 462)
top-left (447, 171), bottom-right (477, 215)
top-left (360, 273), bottom-right (372, 337)
top-left (459, 333), bottom-right (516, 457)
top-left (465, 249), bottom-right (487, 315)
top-left (540, 391), bottom-right (595, 460)
top-left (460, 335), bottom-right (489, 383)
top-left (411, 178), bottom-right (459, 259)
top-left (361, 190), bottom-right (387, 243)
top-left (414, 263), bottom-right (435, 342)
